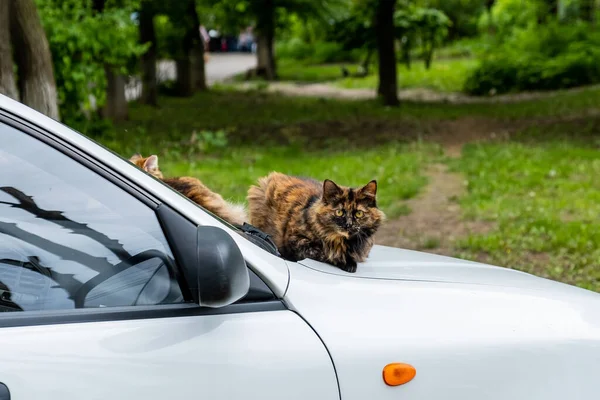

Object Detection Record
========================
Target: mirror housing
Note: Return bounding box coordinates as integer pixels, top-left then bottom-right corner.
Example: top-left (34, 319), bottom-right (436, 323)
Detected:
top-left (191, 225), bottom-right (250, 308)
top-left (155, 205), bottom-right (249, 308)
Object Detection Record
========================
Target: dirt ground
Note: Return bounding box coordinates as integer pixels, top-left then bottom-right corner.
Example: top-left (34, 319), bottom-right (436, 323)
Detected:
top-left (373, 120), bottom-right (496, 255)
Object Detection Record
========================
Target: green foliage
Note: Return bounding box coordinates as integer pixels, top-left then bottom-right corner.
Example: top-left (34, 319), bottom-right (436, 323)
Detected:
top-left (191, 129), bottom-right (229, 154)
top-left (203, 0), bottom-right (345, 34)
top-left (465, 22), bottom-right (600, 95)
top-left (434, 37), bottom-right (491, 59)
top-left (276, 39), bottom-right (359, 63)
top-left (327, 11), bottom-right (376, 53)
top-left (36, 0), bottom-right (147, 127)
top-left (477, 0), bottom-right (542, 37)
top-left (421, 0), bottom-right (485, 39)
top-left (154, 14), bottom-right (186, 60)
top-left (409, 7), bottom-right (452, 68)
top-left (324, 2), bottom-right (451, 69)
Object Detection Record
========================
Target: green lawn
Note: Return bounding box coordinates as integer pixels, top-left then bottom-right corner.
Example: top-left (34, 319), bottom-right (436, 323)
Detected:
top-left (335, 58), bottom-right (479, 93)
top-left (162, 143), bottom-right (439, 219)
top-left (270, 58), bottom-right (478, 92)
top-left (452, 140), bottom-right (600, 291)
top-left (275, 60), bottom-right (362, 83)
top-left (95, 87), bottom-right (600, 292)
top-left (106, 85), bottom-right (600, 157)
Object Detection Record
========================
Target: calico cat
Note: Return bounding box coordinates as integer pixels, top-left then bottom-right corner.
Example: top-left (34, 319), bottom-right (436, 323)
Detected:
top-left (247, 172), bottom-right (385, 273)
top-left (129, 154), bottom-right (248, 226)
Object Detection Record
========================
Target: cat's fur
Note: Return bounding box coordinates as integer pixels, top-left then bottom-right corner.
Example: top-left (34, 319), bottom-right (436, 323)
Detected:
top-left (247, 172), bottom-right (385, 272)
top-left (129, 154), bottom-right (247, 226)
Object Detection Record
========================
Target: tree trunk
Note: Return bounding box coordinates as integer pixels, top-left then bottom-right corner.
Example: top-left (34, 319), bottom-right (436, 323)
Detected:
top-left (175, 59), bottom-right (194, 96)
top-left (581, 0), bottom-right (595, 24)
top-left (486, 0), bottom-right (495, 34)
top-left (424, 34), bottom-right (434, 70)
top-left (401, 37), bottom-right (412, 69)
top-left (549, 0), bottom-right (559, 17)
top-left (175, 0), bottom-right (203, 96)
top-left (139, 1), bottom-right (158, 105)
top-left (190, 1), bottom-right (206, 91)
top-left (193, 46), bottom-right (207, 90)
top-left (360, 49), bottom-right (374, 76)
top-left (0, 0), bottom-right (17, 100)
top-left (255, 0), bottom-right (277, 80)
top-left (93, 0), bottom-right (128, 120)
top-left (102, 66), bottom-right (128, 121)
top-left (10, 0), bottom-right (59, 119)
top-left (537, 0), bottom-right (559, 24)
top-left (375, 0), bottom-right (399, 106)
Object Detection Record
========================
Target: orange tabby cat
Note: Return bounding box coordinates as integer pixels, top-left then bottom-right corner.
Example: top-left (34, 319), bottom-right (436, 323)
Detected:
top-left (129, 154), bottom-right (247, 226)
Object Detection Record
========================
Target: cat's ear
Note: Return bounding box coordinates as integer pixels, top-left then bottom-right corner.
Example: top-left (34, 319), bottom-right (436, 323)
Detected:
top-left (129, 153), bottom-right (142, 162)
top-left (360, 180), bottom-right (377, 197)
top-left (323, 179), bottom-right (343, 202)
top-left (143, 155), bottom-right (159, 171)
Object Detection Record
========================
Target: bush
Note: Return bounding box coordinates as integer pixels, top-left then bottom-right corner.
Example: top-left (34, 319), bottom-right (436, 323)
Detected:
top-left (276, 37), bottom-right (314, 61)
top-left (37, 0), bottom-right (147, 126)
top-left (477, 0), bottom-right (541, 38)
top-left (464, 22), bottom-right (600, 95)
top-left (276, 39), bottom-right (358, 64)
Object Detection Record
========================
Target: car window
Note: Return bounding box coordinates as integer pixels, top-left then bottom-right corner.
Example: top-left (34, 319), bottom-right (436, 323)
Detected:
top-left (0, 122), bottom-right (184, 312)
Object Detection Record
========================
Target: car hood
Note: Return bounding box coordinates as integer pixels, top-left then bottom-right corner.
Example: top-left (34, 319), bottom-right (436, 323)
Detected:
top-left (287, 247), bottom-right (600, 400)
top-left (298, 244), bottom-right (561, 290)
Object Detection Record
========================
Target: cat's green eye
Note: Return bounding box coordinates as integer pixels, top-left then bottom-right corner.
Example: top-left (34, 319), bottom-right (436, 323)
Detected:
top-left (355, 210), bottom-right (364, 218)
top-left (335, 209), bottom-right (345, 217)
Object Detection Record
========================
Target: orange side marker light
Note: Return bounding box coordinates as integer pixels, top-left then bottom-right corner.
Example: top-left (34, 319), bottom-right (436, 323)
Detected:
top-left (382, 363), bottom-right (416, 386)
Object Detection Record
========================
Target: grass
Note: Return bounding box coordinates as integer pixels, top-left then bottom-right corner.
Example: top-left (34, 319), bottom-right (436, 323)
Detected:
top-left (274, 60), bottom-right (361, 83)
top-left (105, 85), bottom-right (600, 155)
top-left (93, 87), bottom-right (600, 292)
top-left (451, 141), bottom-right (600, 291)
top-left (335, 58), bottom-right (479, 93)
top-left (269, 57), bottom-right (478, 92)
top-left (160, 143), bottom-right (438, 219)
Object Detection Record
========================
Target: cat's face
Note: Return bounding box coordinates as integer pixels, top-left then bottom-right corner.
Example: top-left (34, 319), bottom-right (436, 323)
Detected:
top-left (129, 153), bottom-right (164, 179)
top-left (316, 179), bottom-right (385, 238)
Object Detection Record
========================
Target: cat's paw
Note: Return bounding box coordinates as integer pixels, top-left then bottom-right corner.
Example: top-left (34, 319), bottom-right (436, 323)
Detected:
top-left (340, 261), bottom-right (357, 273)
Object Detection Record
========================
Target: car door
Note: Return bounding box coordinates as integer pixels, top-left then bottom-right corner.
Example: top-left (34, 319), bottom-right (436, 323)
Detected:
top-left (0, 116), bottom-right (340, 400)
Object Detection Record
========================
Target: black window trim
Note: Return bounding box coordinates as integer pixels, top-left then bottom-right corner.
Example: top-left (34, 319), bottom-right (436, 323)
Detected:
top-left (0, 300), bottom-right (286, 328)
top-left (0, 109), bottom-right (285, 329)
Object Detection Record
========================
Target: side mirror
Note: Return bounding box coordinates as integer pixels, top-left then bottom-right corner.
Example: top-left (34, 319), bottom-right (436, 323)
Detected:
top-left (190, 226), bottom-right (250, 308)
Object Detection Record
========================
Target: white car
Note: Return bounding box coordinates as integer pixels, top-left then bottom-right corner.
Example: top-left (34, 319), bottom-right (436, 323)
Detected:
top-left (0, 93), bottom-right (599, 400)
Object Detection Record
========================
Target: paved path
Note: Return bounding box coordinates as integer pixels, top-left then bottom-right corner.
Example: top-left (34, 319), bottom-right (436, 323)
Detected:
top-left (126, 53), bottom-right (256, 101)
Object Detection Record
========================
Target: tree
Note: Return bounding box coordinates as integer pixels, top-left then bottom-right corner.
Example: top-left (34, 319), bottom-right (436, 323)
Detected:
top-left (0, 0), bottom-right (17, 100)
top-left (255, 0), bottom-right (277, 80)
top-left (168, 0), bottom-right (206, 96)
top-left (485, 0), bottom-right (495, 34)
top-left (547, 0), bottom-right (559, 17)
top-left (327, 1), bottom-right (378, 76)
top-left (192, 2), bottom-right (207, 91)
top-left (9, 0), bottom-right (59, 119)
top-left (139, 0), bottom-right (158, 105)
top-left (93, 0), bottom-right (128, 121)
top-left (205, 0), bottom-right (342, 81)
top-left (412, 8), bottom-right (451, 69)
top-left (580, 0), bottom-right (596, 23)
top-left (375, 0), bottom-right (399, 106)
